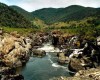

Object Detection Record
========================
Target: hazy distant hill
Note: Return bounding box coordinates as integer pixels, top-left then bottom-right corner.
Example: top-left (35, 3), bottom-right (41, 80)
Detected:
top-left (0, 3), bottom-right (32, 28)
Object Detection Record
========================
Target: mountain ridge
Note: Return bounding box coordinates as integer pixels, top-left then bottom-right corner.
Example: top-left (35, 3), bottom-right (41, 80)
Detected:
top-left (0, 2), bottom-right (100, 28)
top-left (10, 5), bottom-right (100, 24)
top-left (10, 6), bottom-right (33, 21)
top-left (31, 5), bottom-right (100, 24)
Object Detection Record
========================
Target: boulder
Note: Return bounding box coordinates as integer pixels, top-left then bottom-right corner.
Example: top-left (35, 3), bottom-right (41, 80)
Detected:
top-left (8, 74), bottom-right (24, 80)
top-left (74, 68), bottom-right (100, 80)
top-left (0, 32), bottom-right (32, 67)
top-left (32, 49), bottom-right (46, 57)
top-left (0, 67), bottom-right (16, 75)
top-left (57, 53), bottom-right (69, 64)
top-left (51, 68), bottom-right (100, 80)
top-left (0, 32), bottom-right (34, 80)
top-left (68, 58), bottom-right (85, 72)
top-left (0, 74), bottom-right (24, 80)
top-left (0, 60), bottom-right (6, 67)
top-left (1, 36), bottom-right (15, 54)
top-left (68, 56), bottom-right (96, 72)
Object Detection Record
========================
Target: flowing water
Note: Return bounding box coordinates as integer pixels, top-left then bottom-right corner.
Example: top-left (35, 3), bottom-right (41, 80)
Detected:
top-left (21, 43), bottom-right (73, 80)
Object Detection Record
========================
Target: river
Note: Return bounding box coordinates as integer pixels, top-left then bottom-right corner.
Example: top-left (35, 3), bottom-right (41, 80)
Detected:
top-left (20, 43), bottom-right (73, 80)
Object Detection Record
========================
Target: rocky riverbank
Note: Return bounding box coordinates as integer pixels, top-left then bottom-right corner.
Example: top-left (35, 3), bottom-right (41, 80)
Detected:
top-left (43, 30), bottom-right (100, 80)
top-left (51, 68), bottom-right (100, 80)
top-left (0, 30), bottom-right (100, 80)
top-left (0, 31), bottom-right (32, 80)
top-left (0, 31), bottom-right (50, 80)
top-left (51, 32), bottom-right (100, 80)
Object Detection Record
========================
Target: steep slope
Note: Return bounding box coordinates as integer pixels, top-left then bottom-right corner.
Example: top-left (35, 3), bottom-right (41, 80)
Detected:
top-left (31, 8), bottom-right (61, 24)
top-left (31, 5), bottom-right (100, 24)
top-left (0, 3), bottom-right (32, 28)
top-left (10, 6), bottom-right (33, 21)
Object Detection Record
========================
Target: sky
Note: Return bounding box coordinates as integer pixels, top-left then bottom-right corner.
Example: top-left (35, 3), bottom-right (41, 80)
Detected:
top-left (0, 0), bottom-right (100, 12)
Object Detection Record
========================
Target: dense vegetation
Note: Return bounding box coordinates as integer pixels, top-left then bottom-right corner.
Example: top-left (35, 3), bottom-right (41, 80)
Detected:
top-left (55, 17), bottom-right (100, 41)
top-left (11, 5), bottom-right (100, 24)
top-left (31, 5), bottom-right (100, 24)
top-left (10, 6), bottom-right (33, 21)
top-left (0, 2), bottom-right (33, 28)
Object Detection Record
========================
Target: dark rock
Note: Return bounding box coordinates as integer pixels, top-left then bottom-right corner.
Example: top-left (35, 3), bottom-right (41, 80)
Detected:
top-left (68, 58), bottom-right (85, 72)
top-left (1, 74), bottom-right (24, 80)
top-left (19, 53), bottom-right (30, 65)
top-left (0, 28), bottom-right (3, 35)
top-left (64, 49), bottom-right (73, 57)
top-left (52, 35), bottom-right (59, 46)
top-left (0, 60), bottom-right (6, 67)
top-left (8, 74), bottom-right (24, 80)
top-left (0, 67), bottom-right (16, 75)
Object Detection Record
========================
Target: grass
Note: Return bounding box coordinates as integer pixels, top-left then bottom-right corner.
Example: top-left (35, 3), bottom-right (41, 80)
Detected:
top-left (1, 24), bottom-right (100, 38)
top-left (0, 26), bottom-right (42, 36)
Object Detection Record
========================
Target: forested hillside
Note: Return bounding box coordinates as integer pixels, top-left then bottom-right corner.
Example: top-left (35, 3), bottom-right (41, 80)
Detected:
top-left (0, 2), bottom-right (100, 34)
top-left (0, 3), bottom-right (32, 28)
top-left (10, 5), bottom-right (100, 25)
top-left (10, 6), bottom-right (33, 21)
top-left (31, 5), bottom-right (100, 24)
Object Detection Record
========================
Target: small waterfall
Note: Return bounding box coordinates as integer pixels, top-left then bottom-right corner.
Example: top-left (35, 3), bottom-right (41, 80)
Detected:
top-left (37, 43), bottom-right (61, 52)
top-left (69, 49), bottom-right (83, 58)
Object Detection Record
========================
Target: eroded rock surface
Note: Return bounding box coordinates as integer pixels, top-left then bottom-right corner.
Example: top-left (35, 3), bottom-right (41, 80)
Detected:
top-left (0, 31), bottom-right (32, 80)
top-left (32, 49), bottom-right (46, 57)
top-left (51, 68), bottom-right (100, 80)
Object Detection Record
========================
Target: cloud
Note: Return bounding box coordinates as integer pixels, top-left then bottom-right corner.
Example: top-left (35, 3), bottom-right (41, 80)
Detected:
top-left (0, 0), bottom-right (100, 12)
top-left (0, 0), bottom-right (20, 5)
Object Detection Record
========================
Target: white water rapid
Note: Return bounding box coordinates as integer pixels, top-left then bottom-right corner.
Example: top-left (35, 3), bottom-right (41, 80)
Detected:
top-left (37, 43), bottom-right (75, 73)
top-left (37, 43), bottom-right (61, 52)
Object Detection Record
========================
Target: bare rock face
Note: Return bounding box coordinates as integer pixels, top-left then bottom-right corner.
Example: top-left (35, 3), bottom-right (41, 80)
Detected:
top-left (0, 31), bottom-right (34, 80)
top-left (51, 68), bottom-right (100, 80)
top-left (0, 36), bottom-right (15, 54)
top-left (31, 32), bottom-right (49, 47)
top-left (0, 31), bottom-right (32, 67)
top-left (67, 68), bottom-right (100, 80)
